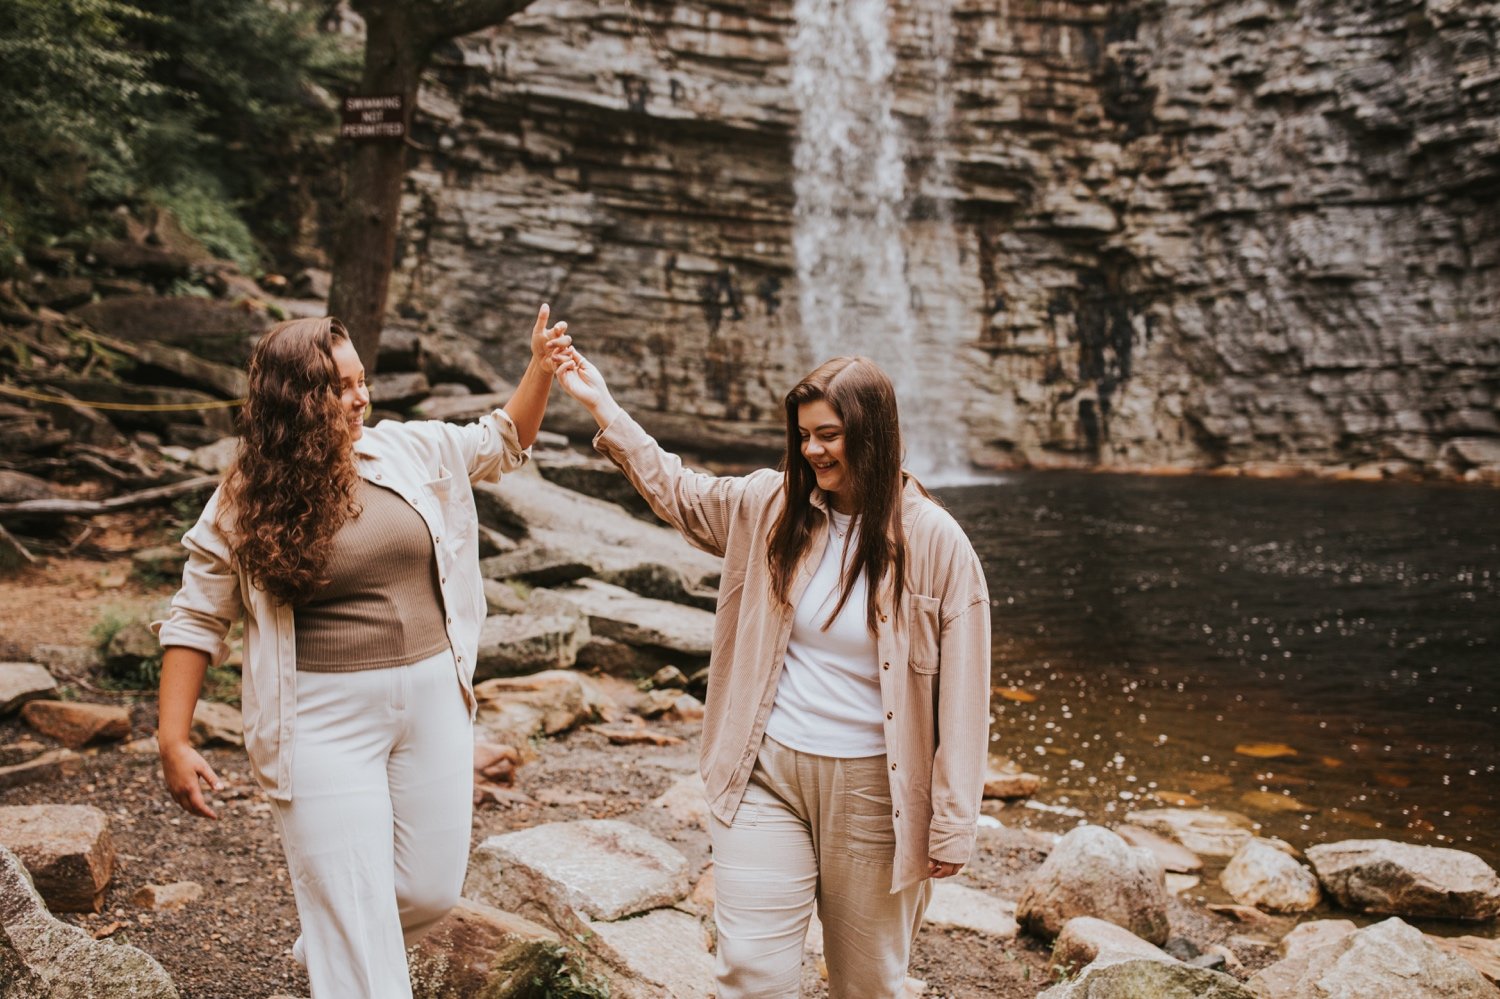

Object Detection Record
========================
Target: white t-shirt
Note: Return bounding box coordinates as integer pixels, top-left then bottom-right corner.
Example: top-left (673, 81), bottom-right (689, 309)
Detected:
top-left (764, 510), bottom-right (886, 757)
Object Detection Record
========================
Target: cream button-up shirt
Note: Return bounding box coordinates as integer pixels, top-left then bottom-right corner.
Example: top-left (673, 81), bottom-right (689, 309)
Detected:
top-left (154, 410), bottom-right (530, 800)
top-left (594, 411), bottom-right (992, 892)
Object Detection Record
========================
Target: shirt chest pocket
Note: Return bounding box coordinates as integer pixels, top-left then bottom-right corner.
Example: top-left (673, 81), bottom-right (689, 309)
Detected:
top-left (421, 467), bottom-right (469, 562)
top-left (908, 593), bottom-right (942, 674)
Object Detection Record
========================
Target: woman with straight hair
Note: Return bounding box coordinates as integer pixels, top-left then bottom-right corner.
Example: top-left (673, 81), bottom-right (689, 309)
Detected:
top-left (553, 348), bottom-right (991, 998)
top-left (154, 306), bottom-right (569, 998)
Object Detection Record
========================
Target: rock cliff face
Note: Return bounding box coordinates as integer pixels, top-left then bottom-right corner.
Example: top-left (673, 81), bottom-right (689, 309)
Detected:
top-left (388, 0), bottom-right (1500, 478)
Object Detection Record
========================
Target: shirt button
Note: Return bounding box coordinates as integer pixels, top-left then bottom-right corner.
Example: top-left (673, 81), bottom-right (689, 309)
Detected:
top-left (434, 535), bottom-right (441, 543)
top-left (879, 613), bottom-right (888, 623)
top-left (882, 662), bottom-right (890, 670)
top-left (886, 711), bottom-right (893, 719)
top-left (890, 763), bottom-right (897, 771)
top-left (447, 616), bottom-right (453, 625)
top-left (895, 809), bottom-right (901, 818)
top-left (374, 473), bottom-right (382, 480)
top-left (440, 577), bottom-right (447, 585)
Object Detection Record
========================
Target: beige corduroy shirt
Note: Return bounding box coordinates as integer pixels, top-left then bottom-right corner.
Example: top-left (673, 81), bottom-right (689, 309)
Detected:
top-left (595, 411), bottom-right (993, 892)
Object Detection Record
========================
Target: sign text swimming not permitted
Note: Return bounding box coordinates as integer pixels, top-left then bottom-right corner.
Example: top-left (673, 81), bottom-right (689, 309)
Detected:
top-left (340, 95), bottom-right (404, 140)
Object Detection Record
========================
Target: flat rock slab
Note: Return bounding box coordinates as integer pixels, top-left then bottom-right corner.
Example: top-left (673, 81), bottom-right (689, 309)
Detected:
top-left (190, 701), bottom-right (243, 747)
top-left (0, 663), bottom-right (57, 714)
top-left (20, 700), bottom-right (130, 749)
top-left (0, 749), bottom-right (80, 791)
top-left (557, 578), bottom-right (715, 656)
top-left (0, 805), bottom-right (115, 913)
top-left (646, 772), bottom-right (710, 832)
top-left (467, 819), bottom-right (690, 922)
top-left (1125, 808), bottom-right (1257, 859)
top-left (1430, 936), bottom-right (1500, 986)
top-left (408, 898), bottom-right (562, 999)
top-left (1039, 957), bottom-right (1254, 999)
top-left (1051, 916), bottom-right (1175, 976)
top-left (1116, 823), bottom-right (1204, 874)
top-left (475, 611), bottom-right (590, 679)
top-left (479, 543), bottom-right (595, 587)
top-left (588, 908), bottom-right (714, 999)
top-left (1279, 918), bottom-right (1357, 959)
top-left (0, 845), bottom-right (178, 997)
top-left (924, 882), bottom-right (1018, 939)
top-left (473, 670), bottom-right (608, 748)
top-left (1306, 839), bottom-right (1500, 921)
top-left (1250, 916), bottom-right (1498, 999)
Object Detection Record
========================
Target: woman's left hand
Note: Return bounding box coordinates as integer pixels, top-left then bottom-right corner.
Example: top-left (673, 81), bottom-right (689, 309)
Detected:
top-left (928, 859), bottom-right (963, 879)
top-left (529, 303), bottom-right (571, 373)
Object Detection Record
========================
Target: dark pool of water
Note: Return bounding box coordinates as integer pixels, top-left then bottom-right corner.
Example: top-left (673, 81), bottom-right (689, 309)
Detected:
top-left (939, 473), bottom-right (1499, 869)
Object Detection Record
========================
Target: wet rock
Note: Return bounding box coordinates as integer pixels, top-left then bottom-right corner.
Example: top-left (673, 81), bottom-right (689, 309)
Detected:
top-left (1038, 956), bottom-right (1254, 999)
top-left (474, 611), bottom-right (590, 679)
top-left (131, 881), bottom-right (203, 911)
top-left (0, 663), bottom-right (57, 714)
top-left (1017, 825), bottom-right (1171, 944)
top-left (1249, 917), bottom-right (1497, 999)
top-left (466, 819), bottom-right (691, 922)
top-left (924, 882), bottom-right (1019, 939)
top-left (587, 907), bottom-right (714, 999)
top-left (1125, 808), bottom-right (1257, 858)
top-left (20, 700), bottom-right (131, 748)
top-left (1221, 838), bottom-right (1321, 913)
top-left (0, 749), bottom-right (80, 791)
top-left (473, 670), bottom-right (608, 748)
top-left (1278, 919), bottom-right (1357, 959)
top-left (0, 845), bottom-right (178, 996)
top-left (1116, 824), bottom-right (1204, 874)
top-left (557, 579), bottom-right (714, 658)
top-left (0, 805), bottom-right (115, 913)
top-left (983, 767), bottom-right (1042, 800)
top-left (1050, 917), bottom-right (1175, 976)
top-left (190, 701), bottom-right (243, 748)
top-left (407, 898), bottom-right (563, 999)
top-left (1305, 839), bottom-right (1500, 921)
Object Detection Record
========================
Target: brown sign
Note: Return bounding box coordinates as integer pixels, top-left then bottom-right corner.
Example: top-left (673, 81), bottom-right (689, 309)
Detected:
top-left (340, 94), bottom-right (404, 140)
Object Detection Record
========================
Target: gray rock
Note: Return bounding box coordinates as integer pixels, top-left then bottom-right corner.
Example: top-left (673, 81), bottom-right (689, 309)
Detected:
top-left (0, 663), bottom-right (57, 715)
top-left (368, 371), bottom-right (431, 408)
top-left (1221, 839), bottom-right (1321, 913)
top-left (407, 898), bottom-right (563, 999)
top-left (0, 845), bottom-right (178, 996)
top-left (190, 701), bottom-right (244, 748)
top-left (1306, 839), bottom-right (1500, 921)
top-left (924, 882), bottom-right (1019, 939)
top-left (644, 773), bottom-right (710, 832)
top-left (474, 611), bottom-right (590, 679)
top-left (0, 806), bottom-right (115, 913)
top-left (1039, 956), bottom-right (1254, 999)
top-left (103, 619), bottom-right (161, 675)
top-left (1278, 919), bottom-right (1357, 959)
top-left (71, 295), bottom-right (268, 366)
top-left (1051, 917), bottom-right (1175, 978)
top-left (1017, 825), bottom-right (1172, 944)
top-left (1249, 917), bottom-right (1498, 999)
top-left (473, 670), bottom-right (608, 748)
top-left (1428, 936), bottom-right (1500, 987)
top-left (586, 908), bottom-right (714, 999)
top-left (1116, 824), bottom-right (1204, 874)
top-left (479, 543), bottom-right (595, 587)
top-left (466, 819), bottom-right (691, 922)
top-left (1125, 808), bottom-right (1257, 859)
top-left (0, 471), bottom-right (57, 503)
top-left (482, 578), bottom-right (529, 614)
top-left (556, 579), bottom-right (715, 657)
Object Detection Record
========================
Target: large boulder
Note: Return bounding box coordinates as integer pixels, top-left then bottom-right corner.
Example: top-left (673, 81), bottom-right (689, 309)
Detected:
top-left (474, 611), bottom-right (590, 679)
top-left (1221, 839), bottom-right (1322, 913)
top-left (924, 882), bottom-right (1019, 939)
top-left (586, 908), bottom-right (714, 999)
top-left (1125, 808), bottom-right (1258, 859)
top-left (1017, 825), bottom-right (1172, 944)
top-left (20, 700), bottom-right (130, 749)
top-left (0, 805), bottom-right (115, 913)
top-left (1051, 917), bottom-right (1175, 977)
top-left (1039, 956), bottom-right (1255, 999)
top-left (1248, 916), bottom-right (1498, 999)
top-left (1305, 839), bottom-right (1500, 921)
top-left (480, 543), bottom-right (596, 587)
top-left (407, 898), bottom-right (564, 999)
top-left (473, 670), bottom-right (609, 749)
top-left (0, 663), bottom-right (57, 715)
top-left (466, 819), bottom-right (691, 923)
top-left (0, 845), bottom-right (178, 996)
top-left (556, 579), bottom-right (715, 658)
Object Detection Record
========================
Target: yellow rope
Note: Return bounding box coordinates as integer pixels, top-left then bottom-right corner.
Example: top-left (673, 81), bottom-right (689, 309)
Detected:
top-left (0, 383), bottom-right (244, 412)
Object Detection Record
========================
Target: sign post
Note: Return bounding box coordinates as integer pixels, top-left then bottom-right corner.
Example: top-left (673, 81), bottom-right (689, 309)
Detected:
top-left (340, 95), bottom-right (405, 140)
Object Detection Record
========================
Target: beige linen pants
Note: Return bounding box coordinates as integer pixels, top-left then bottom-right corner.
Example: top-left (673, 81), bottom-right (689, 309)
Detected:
top-left (709, 736), bottom-right (931, 999)
top-left (271, 648), bottom-right (472, 999)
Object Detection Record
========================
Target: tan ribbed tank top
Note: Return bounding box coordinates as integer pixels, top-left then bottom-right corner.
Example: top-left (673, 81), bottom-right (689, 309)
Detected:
top-left (293, 478), bottom-right (449, 672)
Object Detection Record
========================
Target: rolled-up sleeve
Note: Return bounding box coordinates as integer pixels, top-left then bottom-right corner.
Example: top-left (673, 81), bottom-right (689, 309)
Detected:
top-left (927, 579), bottom-right (992, 865)
top-left (152, 492), bottom-right (241, 666)
top-left (459, 408), bottom-right (531, 483)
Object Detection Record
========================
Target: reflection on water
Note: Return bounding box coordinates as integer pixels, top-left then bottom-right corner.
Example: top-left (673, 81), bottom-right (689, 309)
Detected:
top-left (939, 473), bottom-right (1500, 868)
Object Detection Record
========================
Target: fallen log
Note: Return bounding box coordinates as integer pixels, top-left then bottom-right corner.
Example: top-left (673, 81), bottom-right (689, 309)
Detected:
top-left (0, 475), bottom-right (217, 520)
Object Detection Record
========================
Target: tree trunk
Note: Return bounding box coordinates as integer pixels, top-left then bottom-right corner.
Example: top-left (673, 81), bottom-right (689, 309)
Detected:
top-left (325, 11), bottom-right (430, 370)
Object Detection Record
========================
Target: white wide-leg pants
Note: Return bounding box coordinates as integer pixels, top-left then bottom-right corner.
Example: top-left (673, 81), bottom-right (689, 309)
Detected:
top-left (709, 736), bottom-right (931, 999)
top-left (271, 648), bottom-right (472, 999)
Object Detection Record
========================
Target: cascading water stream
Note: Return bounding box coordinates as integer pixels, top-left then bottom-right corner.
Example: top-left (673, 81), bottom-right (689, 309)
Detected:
top-left (789, 0), bottom-right (971, 480)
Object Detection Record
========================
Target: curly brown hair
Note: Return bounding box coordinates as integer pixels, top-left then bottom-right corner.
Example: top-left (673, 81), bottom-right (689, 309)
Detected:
top-left (217, 317), bottom-right (362, 605)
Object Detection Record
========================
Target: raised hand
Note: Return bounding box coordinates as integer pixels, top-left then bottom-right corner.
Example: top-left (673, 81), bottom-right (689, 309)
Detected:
top-left (555, 348), bottom-right (621, 427)
top-left (529, 303), bottom-right (571, 374)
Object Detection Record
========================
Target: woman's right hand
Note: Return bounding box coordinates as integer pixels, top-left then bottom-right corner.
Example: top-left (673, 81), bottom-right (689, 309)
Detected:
top-left (555, 348), bottom-right (622, 427)
top-left (160, 740), bottom-right (223, 820)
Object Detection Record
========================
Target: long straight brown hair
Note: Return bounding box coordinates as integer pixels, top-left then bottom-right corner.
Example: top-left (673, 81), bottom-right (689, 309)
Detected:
top-left (767, 356), bottom-right (908, 632)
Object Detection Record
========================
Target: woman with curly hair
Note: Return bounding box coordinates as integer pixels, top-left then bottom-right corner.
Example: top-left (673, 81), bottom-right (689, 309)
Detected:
top-left (553, 348), bottom-right (991, 998)
top-left (154, 307), bottom-right (568, 998)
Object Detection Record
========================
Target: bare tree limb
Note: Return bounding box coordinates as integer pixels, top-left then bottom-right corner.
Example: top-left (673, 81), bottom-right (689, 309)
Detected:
top-left (0, 476), bottom-right (218, 520)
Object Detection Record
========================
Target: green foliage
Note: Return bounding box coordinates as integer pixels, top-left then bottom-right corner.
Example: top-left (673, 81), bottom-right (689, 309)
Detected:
top-left (536, 942), bottom-right (612, 999)
top-left (91, 604), bottom-right (163, 690)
